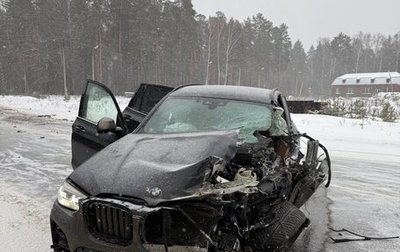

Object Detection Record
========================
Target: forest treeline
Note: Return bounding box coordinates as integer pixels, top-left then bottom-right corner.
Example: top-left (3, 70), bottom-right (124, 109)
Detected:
top-left (0, 0), bottom-right (399, 97)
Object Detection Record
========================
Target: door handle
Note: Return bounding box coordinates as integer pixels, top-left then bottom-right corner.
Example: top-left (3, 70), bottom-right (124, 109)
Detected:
top-left (74, 125), bottom-right (86, 133)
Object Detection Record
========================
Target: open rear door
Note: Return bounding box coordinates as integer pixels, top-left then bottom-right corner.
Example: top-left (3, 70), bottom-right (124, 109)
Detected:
top-left (71, 80), bottom-right (127, 168)
top-left (122, 83), bottom-right (173, 132)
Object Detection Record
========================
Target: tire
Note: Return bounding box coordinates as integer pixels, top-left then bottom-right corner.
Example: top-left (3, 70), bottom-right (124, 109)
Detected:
top-left (251, 201), bottom-right (309, 252)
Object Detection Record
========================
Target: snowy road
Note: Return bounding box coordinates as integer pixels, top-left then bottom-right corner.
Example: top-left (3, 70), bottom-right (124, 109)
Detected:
top-left (324, 157), bottom-right (400, 252)
top-left (0, 105), bottom-right (399, 252)
top-left (0, 107), bottom-right (72, 251)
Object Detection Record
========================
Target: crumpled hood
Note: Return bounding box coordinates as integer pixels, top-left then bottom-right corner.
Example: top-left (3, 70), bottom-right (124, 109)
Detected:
top-left (69, 130), bottom-right (239, 206)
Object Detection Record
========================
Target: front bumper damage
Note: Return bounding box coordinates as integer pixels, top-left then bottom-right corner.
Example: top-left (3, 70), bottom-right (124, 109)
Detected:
top-left (51, 197), bottom-right (217, 252)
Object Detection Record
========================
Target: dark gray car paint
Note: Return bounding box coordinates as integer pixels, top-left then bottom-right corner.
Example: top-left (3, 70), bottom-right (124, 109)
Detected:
top-left (69, 130), bottom-right (239, 206)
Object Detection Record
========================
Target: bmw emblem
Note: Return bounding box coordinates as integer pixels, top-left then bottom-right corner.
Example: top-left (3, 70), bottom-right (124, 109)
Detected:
top-left (146, 187), bottom-right (162, 197)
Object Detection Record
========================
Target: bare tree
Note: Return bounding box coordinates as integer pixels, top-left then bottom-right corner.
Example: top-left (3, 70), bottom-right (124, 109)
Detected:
top-left (214, 12), bottom-right (226, 85)
top-left (223, 19), bottom-right (242, 85)
top-left (205, 17), bottom-right (216, 85)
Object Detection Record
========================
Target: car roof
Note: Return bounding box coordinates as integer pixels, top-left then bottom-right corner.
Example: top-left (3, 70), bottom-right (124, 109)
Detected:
top-left (169, 85), bottom-right (279, 104)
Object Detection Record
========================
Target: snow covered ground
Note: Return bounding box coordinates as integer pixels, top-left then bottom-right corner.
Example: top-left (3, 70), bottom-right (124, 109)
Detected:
top-left (0, 95), bottom-right (131, 122)
top-left (0, 95), bottom-right (399, 251)
top-left (292, 114), bottom-right (400, 164)
top-left (292, 114), bottom-right (400, 252)
top-left (0, 185), bottom-right (50, 251)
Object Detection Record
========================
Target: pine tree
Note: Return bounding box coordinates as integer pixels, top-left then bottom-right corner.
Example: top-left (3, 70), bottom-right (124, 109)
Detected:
top-left (380, 102), bottom-right (398, 122)
top-left (36, 0), bottom-right (70, 95)
top-left (69, 0), bottom-right (93, 93)
top-left (5, 0), bottom-right (37, 94)
top-left (289, 41), bottom-right (307, 96)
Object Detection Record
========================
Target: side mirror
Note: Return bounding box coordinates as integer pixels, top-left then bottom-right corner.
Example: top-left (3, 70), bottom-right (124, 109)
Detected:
top-left (97, 117), bottom-right (116, 133)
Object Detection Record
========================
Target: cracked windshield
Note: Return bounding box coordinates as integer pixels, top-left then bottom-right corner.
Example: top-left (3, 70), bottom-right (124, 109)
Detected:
top-left (0, 0), bottom-right (399, 251)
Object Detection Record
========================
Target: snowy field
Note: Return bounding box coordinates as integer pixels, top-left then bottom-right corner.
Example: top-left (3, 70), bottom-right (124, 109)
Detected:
top-left (0, 95), bottom-right (131, 122)
top-left (0, 95), bottom-right (399, 251)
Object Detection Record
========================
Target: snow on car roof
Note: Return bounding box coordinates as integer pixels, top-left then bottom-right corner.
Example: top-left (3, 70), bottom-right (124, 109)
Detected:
top-left (170, 85), bottom-right (278, 104)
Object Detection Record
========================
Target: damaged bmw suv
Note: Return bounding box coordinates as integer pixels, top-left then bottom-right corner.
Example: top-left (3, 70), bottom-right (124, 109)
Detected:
top-left (50, 80), bottom-right (331, 252)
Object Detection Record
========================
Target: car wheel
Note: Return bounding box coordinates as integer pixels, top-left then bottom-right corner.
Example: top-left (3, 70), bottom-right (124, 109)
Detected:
top-left (251, 201), bottom-right (308, 252)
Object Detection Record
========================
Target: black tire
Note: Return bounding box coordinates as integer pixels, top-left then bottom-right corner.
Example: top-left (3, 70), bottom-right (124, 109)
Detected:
top-left (251, 201), bottom-right (309, 252)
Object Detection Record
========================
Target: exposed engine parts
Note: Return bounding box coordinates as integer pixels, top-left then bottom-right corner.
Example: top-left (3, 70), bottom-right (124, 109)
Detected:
top-left (141, 133), bottom-right (331, 252)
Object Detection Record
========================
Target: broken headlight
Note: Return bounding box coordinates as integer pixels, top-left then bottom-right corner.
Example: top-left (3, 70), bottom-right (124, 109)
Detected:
top-left (57, 181), bottom-right (87, 211)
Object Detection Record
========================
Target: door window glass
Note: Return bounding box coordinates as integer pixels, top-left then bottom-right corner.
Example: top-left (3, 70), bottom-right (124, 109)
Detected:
top-left (141, 87), bottom-right (171, 113)
top-left (128, 86), bottom-right (145, 111)
top-left (128, 85), bottom-right (172, 113)
top-left (81, 83), bottom-right (118, 123)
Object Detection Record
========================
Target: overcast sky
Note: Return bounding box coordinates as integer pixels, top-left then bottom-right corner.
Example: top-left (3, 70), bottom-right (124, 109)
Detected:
top-left (192, 0), bottom-right (400, 49)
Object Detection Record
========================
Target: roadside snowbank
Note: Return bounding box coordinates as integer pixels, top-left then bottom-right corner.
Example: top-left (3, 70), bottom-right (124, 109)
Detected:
top-left (292, 114), bottom-right (400, 164)
top-left (0, 95), bottom-right (130, 121)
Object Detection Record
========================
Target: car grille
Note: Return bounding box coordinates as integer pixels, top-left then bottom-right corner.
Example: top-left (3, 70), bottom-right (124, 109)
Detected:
top-left (85, 201), bottom-right (133, 245)
top-left (144, 205), bottom-right (217, 248)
